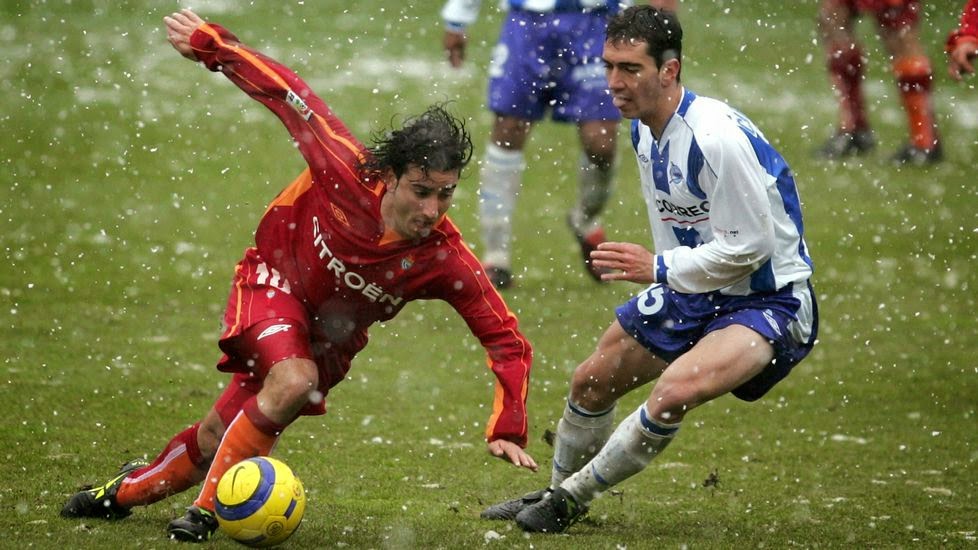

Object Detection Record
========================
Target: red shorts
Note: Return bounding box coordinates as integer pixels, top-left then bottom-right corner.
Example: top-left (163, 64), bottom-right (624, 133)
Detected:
top-left (828, 0), bottom-right (920, 28)
top-left (213, 247), bottom-right (367, 420)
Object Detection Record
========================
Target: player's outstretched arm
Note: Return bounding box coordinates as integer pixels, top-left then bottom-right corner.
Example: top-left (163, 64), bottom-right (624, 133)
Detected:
top-left (164, 8), bottom-right (205, 60)
top-left (488, 439), bottom-right (538, 472)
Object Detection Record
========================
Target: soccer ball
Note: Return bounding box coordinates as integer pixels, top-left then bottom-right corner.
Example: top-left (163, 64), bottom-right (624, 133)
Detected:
top-left (214, 456), bottom-right (306, 547)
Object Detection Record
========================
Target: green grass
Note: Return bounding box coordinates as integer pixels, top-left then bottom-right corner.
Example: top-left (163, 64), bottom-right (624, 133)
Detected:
top-left (3, 0), bottom-right (977, 548)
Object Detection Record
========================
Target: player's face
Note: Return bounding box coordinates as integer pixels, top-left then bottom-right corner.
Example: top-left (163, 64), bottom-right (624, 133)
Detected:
top-left (383, 165), bottom-right (458, 240)
top-left (603, 39), bottom-right (671, 125)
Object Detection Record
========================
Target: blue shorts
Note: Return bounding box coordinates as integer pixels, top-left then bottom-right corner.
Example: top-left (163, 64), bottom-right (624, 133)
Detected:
top-left (616, 282), bottom-right (818, 401)
top-left (487, 10), bottom-right (621, 123)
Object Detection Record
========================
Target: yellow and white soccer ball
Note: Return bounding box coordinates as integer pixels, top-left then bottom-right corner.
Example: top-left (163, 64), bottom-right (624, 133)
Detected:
top-left (215, 456), bottom-right (306, 547)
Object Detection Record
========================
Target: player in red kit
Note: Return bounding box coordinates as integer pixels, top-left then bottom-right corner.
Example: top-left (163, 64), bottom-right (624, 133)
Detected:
top-left (61, 9), bottom-right (537, 543)
top-left (947, 0), bottom-right (978, 80)
top-left (816, 0), bottom-right (942, 165)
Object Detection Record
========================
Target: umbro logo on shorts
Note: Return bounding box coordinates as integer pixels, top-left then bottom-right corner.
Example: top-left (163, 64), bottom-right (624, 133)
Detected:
top-left (257, 323), bottom-right (293, 340)
top-left (762, 309), bottom-right (782, 337)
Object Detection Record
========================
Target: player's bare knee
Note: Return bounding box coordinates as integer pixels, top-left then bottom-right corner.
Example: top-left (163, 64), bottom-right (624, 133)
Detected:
top-left (569, 367), bottom-right (616, 411)
top-left (265, 361), bottom-right (319, 410)
top-left (647, 379), bottom-right (699, 423)
top-left (278, 375), bottom-right (318, 408)
top-left (645, 397), bottom-right (689, 424)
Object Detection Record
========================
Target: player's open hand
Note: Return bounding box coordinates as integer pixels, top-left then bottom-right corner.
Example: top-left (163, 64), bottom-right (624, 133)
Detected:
top-left (442, 30), bottom-right (466, 68)
top-left (164, 8), bottom-right (205, 61)
top-left (948, 41), bottom-right (978, 81)
top-left (488, 439), bottom-right (538, 472)
top-left (590, 241), bottom-right (655, 284)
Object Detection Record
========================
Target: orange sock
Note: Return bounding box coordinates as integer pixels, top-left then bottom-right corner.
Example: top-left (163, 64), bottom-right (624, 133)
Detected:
top-left (116, 423), bottom-right (208, 508)
top-left (827, 44), bottom-right (869, 132)
top-left (893, 55), bottom-right (939, 150)
top-left (194, 397), bottom-right (284, 511)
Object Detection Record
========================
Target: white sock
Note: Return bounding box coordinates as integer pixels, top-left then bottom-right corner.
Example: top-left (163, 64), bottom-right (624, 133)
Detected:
top-left (550, 400), bottom-right (616, 489)
top-left (478, 143), bottom-right (525, 268)
top-left (568, 153), bottom-right (614, 236)
top-left (561, 403), bottom-right (680, 505)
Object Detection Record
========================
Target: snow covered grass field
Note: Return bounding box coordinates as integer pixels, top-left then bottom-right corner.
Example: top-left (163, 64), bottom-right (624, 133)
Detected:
top-left (2, 1), bottom-right (975, 548)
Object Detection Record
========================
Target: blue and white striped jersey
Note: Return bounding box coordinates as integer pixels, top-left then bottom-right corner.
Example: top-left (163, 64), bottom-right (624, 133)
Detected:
top-left (632, 88), bottom-right (814, 296)
top-left (442, 0), bottom-right (625, 26)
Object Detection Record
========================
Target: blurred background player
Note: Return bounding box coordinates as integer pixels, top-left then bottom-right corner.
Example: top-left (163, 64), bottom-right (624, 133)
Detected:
top-left (816, 0), bottom-right (942, 165)
top-left (947, 0), bottom-right (978, 80)
top-left (480, 5), bottom-right (819, 533)
top-left (61, 9), bottom-right (537, 543)
top-left (440, 0), bottom-right (624, 289)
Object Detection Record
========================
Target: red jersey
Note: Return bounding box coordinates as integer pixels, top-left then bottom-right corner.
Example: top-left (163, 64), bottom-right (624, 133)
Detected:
top-left (947, 0), bottom-right (978, 52)
top-left (188, 23), bottom-right (532, 446)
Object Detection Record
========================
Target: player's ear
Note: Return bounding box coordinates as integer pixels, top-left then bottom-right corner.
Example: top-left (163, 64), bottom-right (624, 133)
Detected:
top-left (382, 167), bottom-right (398, 189)
top-left (661, 58), bottom-right (680, 84)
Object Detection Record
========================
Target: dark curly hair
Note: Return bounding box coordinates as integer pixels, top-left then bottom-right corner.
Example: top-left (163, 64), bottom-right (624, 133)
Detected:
top-left (360, 103), bottom-right (473, 180)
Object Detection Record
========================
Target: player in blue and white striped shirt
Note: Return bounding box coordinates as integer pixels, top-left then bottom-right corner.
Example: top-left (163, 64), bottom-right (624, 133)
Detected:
top-left (481, 5), bottom-right (819, 533)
